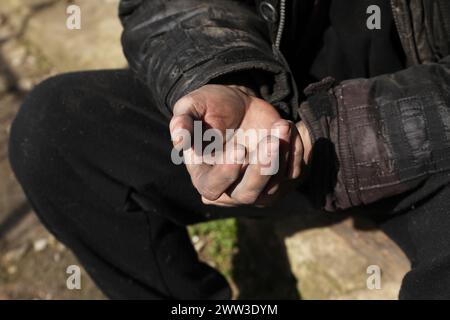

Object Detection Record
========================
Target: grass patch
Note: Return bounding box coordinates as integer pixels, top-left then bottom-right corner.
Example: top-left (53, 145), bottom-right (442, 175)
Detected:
top-left (188, 218), bottom-right (237, 278)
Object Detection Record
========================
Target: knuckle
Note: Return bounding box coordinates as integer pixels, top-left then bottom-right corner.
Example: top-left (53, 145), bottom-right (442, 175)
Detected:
top-left (193, 176), bottom-right (221, 200)
top-left (178, 95), bottom-right (195, 106)
top-left (201, 189), bottom-right (222, 201)
top-left (174, 95), bottom-right (197, 114)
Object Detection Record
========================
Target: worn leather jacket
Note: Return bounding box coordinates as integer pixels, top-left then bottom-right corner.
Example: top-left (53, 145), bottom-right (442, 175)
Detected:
top-left (119, 0), bottom-right (450, 211)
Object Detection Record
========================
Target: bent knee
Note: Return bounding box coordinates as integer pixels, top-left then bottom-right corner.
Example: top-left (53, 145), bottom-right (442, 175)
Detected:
top-left (8, 74), bottom-right (79, 182)
top-left (10, 73), bottom-right (78, 138)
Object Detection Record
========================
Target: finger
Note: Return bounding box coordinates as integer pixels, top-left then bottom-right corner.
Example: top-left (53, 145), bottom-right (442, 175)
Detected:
top-left (173, 94), bottom-right (203, 118)
top-left (171, 94), bottom-right (245, 200)
top-left (229, 136), bottom-right (279, 205)
top-left (170, 93), bottom-right (204, 144)
top-left (265, 120), bottom-right (291, 195)
top-left (169, 114), bottom-right (194, 150)
top-left (185, 143), bottom-right (246, 201)
top-left (288, 123), bottom-right (304, 179)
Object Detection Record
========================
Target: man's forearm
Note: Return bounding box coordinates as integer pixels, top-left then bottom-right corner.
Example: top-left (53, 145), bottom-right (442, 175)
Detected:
top-left (299, 56), bottom-right (450, 211)
top-left (119, 0), bottom-right (298, 119)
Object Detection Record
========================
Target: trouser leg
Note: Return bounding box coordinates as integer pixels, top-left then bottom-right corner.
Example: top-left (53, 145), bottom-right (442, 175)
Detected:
top-left (378, 173), bottom-right (450, 299)
top-left (9, 70), bottom-right (240, 299)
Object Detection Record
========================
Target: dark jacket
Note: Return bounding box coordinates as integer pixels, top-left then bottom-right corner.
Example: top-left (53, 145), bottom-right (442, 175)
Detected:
top-left (119, 0), bottom-right (450, 211)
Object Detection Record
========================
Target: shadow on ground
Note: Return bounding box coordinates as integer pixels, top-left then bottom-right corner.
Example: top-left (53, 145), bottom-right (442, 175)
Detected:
top-left (231, 195), bottom-right (410, 299)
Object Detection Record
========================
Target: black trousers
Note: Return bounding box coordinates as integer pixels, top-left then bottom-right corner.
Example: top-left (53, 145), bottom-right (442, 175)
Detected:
top-left (8, 70), bottom-right (450, 299)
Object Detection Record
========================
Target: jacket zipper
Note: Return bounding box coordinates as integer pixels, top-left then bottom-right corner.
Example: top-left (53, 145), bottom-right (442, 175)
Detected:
top-left (274, 0), bottom-right (286, 49)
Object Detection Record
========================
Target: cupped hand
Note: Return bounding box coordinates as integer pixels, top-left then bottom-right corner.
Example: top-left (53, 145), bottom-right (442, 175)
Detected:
top-left (170, 84), bottom-right (310, 207)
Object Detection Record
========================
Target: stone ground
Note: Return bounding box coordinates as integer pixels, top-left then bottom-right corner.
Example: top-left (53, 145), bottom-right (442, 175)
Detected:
top-left (0, 0), bottom-right (410, 299)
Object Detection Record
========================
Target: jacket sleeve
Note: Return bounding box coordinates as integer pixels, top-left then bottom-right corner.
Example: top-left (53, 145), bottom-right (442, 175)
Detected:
top-left (119, 0), bottom-right (298, 119)
top-left (299, 55), bottom-right (450, 212)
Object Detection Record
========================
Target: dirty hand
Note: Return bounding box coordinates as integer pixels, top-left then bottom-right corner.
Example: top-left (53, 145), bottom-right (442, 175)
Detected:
top-left (170, 84), bottom-right (311, 207)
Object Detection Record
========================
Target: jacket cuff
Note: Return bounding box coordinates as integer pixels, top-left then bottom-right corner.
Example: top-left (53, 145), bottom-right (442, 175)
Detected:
top-left (298, 77), bottom-right (355, 211)
top-left (164, 47), bottom-right (298, 120)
